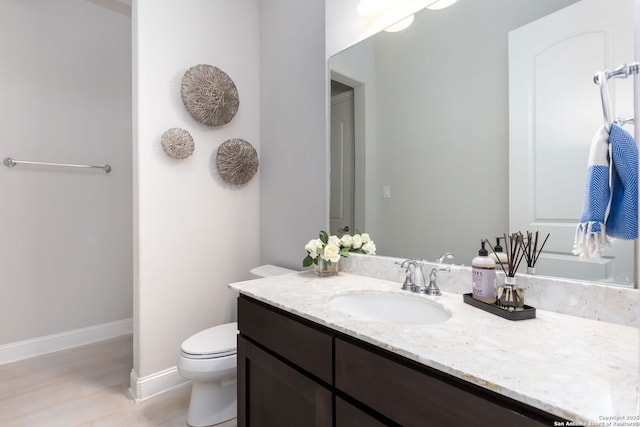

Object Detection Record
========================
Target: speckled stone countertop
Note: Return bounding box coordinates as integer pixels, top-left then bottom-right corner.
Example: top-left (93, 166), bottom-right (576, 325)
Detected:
top-left (229, 271), bottom-right (639, 423)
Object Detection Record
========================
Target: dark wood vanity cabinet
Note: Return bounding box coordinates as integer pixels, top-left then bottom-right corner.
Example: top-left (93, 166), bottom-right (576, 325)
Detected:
top-left (237, 295), bottom-right (333, 427)
top-left (237, 295), bottom-right (565, 427)
top-left (238, 336), bottom-right (332, 427)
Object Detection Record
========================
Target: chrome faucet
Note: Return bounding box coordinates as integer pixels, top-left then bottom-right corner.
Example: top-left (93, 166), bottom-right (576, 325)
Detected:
top-left (399, 259), bottom-right (428, 293)
top-left (419, 252), bottom-right (454, 296)
top-left (399, 253), bottom-right (453, 295)
top-left (399, 260), bottom-right (419, 292)
top-left (436, 251), bottom-right (454, 264)
top-left (421, 267), bottom-right (448, 296)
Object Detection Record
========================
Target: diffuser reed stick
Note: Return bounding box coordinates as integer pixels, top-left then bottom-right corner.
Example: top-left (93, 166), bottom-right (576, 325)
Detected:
top-left (506, 233), bottom-right (527, 277)
top-left (485, 233), bottom-right (526, 277)
top-left (521, 231), bottom-right (550, 269)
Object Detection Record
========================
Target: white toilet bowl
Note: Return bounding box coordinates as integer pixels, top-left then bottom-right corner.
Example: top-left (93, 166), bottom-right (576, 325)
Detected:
top-left (177, 322), bottom-right (238, 427)
top-left (178, 265), bottom-right (297, 426)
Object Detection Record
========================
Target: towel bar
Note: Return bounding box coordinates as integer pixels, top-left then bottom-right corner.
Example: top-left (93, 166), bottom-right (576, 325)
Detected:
top-left (3, 157), bottom-right (112, 173)
top-left (593, 62), bottom-right (640, 84)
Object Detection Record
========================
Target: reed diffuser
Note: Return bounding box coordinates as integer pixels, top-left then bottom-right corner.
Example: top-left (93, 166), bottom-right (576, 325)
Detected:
top-left (486, 233), bottom-right (526, 311)
top-left (521, 231), bottom-right (550, 274)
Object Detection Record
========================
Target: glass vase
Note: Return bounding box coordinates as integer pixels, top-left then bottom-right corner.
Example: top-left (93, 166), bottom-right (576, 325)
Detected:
top-left (497, 276), bottom-right (525, 312)
top-left (315, 257), bottom-right (339, 277)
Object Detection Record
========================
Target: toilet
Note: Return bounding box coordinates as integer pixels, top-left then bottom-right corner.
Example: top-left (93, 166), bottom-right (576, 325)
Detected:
top-left (249, 264), bottom-right (297, 278)
top-left (177, 264), bottom-right (297, 427)
top-left (177, 322), bottom-right (238, 427)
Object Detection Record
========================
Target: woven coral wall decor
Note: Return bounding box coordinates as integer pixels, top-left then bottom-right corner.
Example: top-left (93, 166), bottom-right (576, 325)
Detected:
top-left (216, 139), bottom-right (258, 185)
top-left (181, 64), bottom-right (239, 127)
top-left (160, 128), bottom-right (195, 159)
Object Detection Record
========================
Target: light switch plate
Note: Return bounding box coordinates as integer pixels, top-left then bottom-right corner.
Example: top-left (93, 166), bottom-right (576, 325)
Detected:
top-left (383, 185), bottom-right (391, 199)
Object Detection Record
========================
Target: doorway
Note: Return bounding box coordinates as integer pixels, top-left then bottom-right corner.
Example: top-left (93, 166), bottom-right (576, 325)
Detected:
top-left (330, 80), bottom-right (355, 236)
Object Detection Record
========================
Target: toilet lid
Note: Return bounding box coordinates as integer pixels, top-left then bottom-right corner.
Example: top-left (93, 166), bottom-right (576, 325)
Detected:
top-left (181, 322), bottom-right (238, 359)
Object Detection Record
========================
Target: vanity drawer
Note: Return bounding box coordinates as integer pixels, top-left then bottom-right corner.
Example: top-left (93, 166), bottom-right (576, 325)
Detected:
top-left (238, 296), bottom-right (333, 384)
top-left (335, 338), bottom-right (554, 427)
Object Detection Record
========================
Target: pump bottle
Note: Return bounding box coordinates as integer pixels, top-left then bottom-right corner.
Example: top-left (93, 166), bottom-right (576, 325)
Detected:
top-left (489, 237), bottom-right (508, 275)
top-left (472, 240), bottom-right (496, 304)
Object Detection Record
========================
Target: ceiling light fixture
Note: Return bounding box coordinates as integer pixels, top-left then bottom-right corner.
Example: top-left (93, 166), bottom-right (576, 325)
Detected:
top-left (356, 0), bottom-right (402, 17)
top-left (426, 0), bottom-right (458, 10)
top-left (384, 14), bottom-right (415, 32)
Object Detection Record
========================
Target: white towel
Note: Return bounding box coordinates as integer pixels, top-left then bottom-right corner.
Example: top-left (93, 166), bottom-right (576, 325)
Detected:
top-left (573, 126), bottom-right (611, 259)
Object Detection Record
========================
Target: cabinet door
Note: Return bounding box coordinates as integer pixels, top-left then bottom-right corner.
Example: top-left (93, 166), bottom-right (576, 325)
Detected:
top-left (238, 335), bottom-right (332, 427)
top-left (335, 397), bottom-right (390, 427)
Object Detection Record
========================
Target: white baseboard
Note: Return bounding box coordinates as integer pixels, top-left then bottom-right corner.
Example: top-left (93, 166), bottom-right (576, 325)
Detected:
top-left (129, 366), bottom-right (189, 402)
top-left (0, 318), bottom-right (133, 365)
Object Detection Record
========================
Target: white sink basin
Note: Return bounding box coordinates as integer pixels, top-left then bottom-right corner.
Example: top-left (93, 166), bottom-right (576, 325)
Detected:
top-left (328, 291), bottom-right (451, 325)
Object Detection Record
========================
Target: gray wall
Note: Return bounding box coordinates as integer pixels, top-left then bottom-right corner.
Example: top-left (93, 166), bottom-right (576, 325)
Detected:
top-left (0, 0), bottom-right (132, 345)
top-left (260, 0), bottom-right (328, 270)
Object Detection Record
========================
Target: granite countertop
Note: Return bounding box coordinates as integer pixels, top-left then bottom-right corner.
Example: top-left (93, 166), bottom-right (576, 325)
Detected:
top-left (229, 271), bottom-right (639, 423)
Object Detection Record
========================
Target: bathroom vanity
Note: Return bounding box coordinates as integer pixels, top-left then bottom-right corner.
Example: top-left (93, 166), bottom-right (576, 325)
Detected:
top-left (230, 271), bottom-right (638, 426)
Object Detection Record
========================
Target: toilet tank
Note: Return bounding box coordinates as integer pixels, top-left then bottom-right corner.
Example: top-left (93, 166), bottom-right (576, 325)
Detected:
top-left (249, 264), bottom-right (297, 278)
top-left (230, 265), bottom-right (298, 323)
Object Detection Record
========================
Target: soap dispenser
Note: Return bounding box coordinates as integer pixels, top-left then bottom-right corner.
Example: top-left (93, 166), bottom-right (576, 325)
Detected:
top-left (472, 240), bottom-right (496, 304)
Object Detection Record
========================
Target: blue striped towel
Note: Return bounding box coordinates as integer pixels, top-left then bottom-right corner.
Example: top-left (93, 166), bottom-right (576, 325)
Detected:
top-left (573, 124), bottom-right (638, 259)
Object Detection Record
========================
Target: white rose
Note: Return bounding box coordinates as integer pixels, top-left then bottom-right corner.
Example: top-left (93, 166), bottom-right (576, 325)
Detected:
top-left (340, 234), bottom-right (353, 248)
top-left (352, 234), bottom-right (363, 249)
top-left (361, 233), bottom-right (371, 244)
top-left (305, 239), bottom-right (322, 258)
top-left (362, 241), bottom-right (376, 255)
top-left (322, 243), bottom-right (341, 263)
top-left (328, 235), bottom-right (341, 247)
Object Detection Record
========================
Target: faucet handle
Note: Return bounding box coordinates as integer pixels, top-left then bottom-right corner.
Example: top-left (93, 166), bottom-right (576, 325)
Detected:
top-left (420, 266), bottom-right (449, 296)
top-left (429, 266), bottom-right (450, 280)
top-left (398, 259), bottom-right (417, 291)
top-left (396, 259), bottom-right (414, 270)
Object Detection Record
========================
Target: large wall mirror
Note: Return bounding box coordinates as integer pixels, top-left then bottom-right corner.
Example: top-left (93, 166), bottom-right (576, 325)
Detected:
top-left (329, 0), bottom-right (636, 287)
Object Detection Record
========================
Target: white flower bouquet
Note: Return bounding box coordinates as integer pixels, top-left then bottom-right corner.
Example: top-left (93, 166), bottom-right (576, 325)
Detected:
top-left (303, 230), bottom-right (376, 268)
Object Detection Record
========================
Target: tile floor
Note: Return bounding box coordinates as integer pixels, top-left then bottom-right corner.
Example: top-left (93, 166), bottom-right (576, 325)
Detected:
top-left (0, 335), bottom-right (237, 427)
